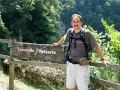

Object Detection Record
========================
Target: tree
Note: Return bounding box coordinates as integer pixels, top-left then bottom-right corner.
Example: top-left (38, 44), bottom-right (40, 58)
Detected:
top-left (60, 0), bottom-right (120, 32)
top-left (0, 0), bottom-right (61, 43)
top-left (0, 12), bottom-right (10, 55)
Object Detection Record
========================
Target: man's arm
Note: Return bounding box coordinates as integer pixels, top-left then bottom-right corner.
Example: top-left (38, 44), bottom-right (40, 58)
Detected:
top-left (53, 37), bottom-right (65, 46)
top-left (95, 46), bottom-right (105, 63)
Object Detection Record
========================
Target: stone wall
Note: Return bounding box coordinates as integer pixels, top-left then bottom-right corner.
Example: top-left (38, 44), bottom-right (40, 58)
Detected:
top-left (15, 64), bottom-right (65, 87)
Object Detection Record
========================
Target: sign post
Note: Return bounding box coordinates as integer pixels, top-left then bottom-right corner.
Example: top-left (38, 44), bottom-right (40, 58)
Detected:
top-left (9, 40), bottom-right (14, 90)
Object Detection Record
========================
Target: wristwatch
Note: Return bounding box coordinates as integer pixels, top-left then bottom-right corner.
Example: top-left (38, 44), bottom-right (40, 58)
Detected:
top-left (101, 58), bottom-right (104, 61)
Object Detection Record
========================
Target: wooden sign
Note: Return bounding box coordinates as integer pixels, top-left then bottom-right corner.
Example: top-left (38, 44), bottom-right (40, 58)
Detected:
top-left (12, 42), bottom-right (65, 64)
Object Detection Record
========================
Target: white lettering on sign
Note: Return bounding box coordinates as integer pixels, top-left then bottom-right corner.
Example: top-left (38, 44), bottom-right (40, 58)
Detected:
top-left (18, 48), bottom-right (56, 55)
top-left (37, 49), bottom-right (56, 54)
top-left (19, 48), bottom-right (34, 52)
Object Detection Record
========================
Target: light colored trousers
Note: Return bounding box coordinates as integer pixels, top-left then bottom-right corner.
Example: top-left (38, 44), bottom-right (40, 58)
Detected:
top-left (66, 62), bottom-right (90, 90)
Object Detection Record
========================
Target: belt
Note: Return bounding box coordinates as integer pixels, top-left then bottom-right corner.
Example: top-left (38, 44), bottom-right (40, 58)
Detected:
top-left (68, 60), bottom-right (79, 64)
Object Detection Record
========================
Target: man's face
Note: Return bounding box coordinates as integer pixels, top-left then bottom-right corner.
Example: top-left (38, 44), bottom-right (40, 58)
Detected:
top-left (71, 16), bottom-right (82, 30)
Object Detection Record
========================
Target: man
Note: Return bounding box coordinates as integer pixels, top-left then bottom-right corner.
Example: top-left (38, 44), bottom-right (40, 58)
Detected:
top-left (53, 14), bottom-right (107, 90)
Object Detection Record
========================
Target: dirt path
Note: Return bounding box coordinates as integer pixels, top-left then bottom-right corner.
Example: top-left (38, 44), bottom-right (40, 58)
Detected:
top-left (0, 81), bottom-right (8, 90)
top-left (0, 71), bottom-right (37, 90)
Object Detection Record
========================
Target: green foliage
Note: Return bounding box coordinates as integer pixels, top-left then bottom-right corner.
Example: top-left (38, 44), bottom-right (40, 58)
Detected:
top-left (84, 19), bottom-right (120, 89)
top-left (0, 0), bottom-right (61, 44)
top-left (101, 19), bottom-right (120, 84)
top-left (89, 67), bottom-right (100, 90)
top-left (0, 12), bottom-right (10, 38)
top-left (30, 0), bottom-right (61, 43)
top-left (101, 19), bottom-right (115, 33)
top-left (60, 0), bottom-right (120, 32)
top-left (0, 12), bottom-right (10, 55)
top-left (101, 18), bottom-right (120, 63)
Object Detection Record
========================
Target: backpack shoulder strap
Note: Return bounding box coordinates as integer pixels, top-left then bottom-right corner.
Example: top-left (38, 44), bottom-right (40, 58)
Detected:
top-left (80, 29), bottom-right (90, 59)
top-left (65, 29), bottom-right (74, 62)
top-left (67, 28), bottom-right (74, 53)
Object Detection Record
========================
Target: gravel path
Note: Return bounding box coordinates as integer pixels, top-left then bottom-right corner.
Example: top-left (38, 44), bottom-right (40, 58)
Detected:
top-left (0, 81), bottom-right (8, 90)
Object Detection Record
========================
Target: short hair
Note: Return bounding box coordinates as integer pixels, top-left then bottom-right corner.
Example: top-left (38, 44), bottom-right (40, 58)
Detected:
top-left (71, 14), bottom-right (83, 22)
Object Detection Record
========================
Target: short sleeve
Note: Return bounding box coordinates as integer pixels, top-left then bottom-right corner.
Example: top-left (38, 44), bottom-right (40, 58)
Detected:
top-left (63, 28), bottom-right (73, 42)
top-left (63, 34), bottom-right (67, 40)
top-left (87, 31), bottom-right (98, 50)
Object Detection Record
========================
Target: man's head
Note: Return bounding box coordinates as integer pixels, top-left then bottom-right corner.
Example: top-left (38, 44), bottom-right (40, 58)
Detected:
top-left (71, 14), bottom-right (83, 30)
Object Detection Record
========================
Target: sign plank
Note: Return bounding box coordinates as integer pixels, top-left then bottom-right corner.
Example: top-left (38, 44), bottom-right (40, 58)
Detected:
top-left (12, 42), bottom-right (64, 64)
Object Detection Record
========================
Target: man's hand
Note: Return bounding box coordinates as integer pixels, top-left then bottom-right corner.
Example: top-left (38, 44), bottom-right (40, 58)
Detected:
top-left (101, 60), bottom-right (111, 66)
top-left (52, 43), bottom-right (60, 46)
top-left (52, 37), bottom-right (65, 46)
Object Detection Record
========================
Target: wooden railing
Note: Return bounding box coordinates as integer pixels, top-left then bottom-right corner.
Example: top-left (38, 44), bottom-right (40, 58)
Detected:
top-left (90, 62), bottom-right (120, 90)
top-left (0, 39), bottom-right (120, 90)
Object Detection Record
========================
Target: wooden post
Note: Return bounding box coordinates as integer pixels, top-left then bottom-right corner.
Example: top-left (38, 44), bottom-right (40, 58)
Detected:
top-left (9, 40), bottom-right (14, 90)
top-left (9, 62), bottom-right (14, 90)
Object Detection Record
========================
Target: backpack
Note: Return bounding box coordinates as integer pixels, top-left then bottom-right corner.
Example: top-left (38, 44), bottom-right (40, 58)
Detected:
top-left (65, 29), bottom-right (91, 62)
